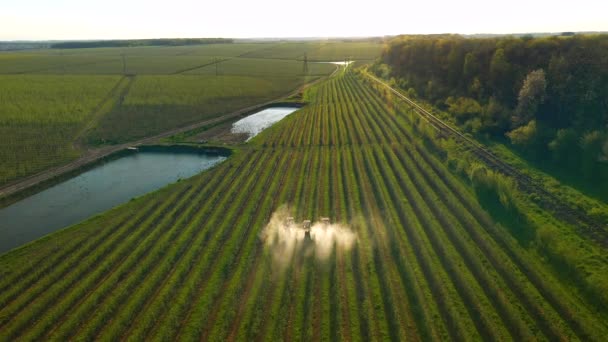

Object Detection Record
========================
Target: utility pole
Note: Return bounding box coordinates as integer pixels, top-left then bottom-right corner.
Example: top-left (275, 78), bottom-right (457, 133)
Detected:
top-left (61, 51), bottom-right (66, 74)
top-left (122, 53), bottom-right (127, 75)
top-left (303, 53), bottom-right (309, 75)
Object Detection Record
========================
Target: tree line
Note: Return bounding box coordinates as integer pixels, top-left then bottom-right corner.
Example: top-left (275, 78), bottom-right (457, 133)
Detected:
top-left (51, 38), bottom-right (233, 49)
top-left (374, 34), bottom-right (608, 183)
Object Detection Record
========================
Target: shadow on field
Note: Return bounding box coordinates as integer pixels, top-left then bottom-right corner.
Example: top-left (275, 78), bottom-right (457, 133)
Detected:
top-left (474, 188), bottom-right (537, 248)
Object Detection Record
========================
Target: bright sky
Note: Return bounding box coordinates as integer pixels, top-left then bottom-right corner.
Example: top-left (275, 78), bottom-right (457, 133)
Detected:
top-left (1, 0), bottom-right (607, 40)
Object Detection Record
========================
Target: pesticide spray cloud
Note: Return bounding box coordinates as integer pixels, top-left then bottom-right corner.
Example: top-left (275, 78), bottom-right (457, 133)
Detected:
top-left (260, 206), bottom-right (357, 268)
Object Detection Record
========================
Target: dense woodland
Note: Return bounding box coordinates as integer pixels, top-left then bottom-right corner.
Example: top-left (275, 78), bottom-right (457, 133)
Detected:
top-left (374, 34), bottom-right (608, 186)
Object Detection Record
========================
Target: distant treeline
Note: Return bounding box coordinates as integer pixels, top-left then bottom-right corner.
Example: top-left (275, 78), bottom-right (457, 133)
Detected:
top-left (51, 38), bottom-right (234, 49)
top-left (374, 34), bottom-right (608, 181)
top-left (0, 42), bottom-right (51, 51)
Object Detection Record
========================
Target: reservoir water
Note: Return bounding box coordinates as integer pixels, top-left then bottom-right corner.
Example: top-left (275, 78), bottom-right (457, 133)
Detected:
top-left (312, 61), bottom-right (354, 65)
top-left (231, 106), bottom-right (299, 140)
top-left (0, 149), bottom-right (226, 254)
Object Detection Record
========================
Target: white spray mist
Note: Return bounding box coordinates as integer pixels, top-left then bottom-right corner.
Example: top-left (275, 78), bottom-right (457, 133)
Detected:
top-left (260, 206), bottom-right (357, 268)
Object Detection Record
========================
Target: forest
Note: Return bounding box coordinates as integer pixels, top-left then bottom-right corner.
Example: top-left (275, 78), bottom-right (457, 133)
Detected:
top-left (375, 34), bottom-right (608, 186)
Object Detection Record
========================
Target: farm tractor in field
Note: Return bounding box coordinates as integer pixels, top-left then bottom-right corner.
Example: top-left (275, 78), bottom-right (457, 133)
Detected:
top-left (284, 217), bottom-right (331, 240)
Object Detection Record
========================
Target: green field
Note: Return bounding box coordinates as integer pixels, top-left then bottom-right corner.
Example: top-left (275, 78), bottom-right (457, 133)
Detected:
top-left (86, 74), bottom-right (321, 144)
top-left (0, 41), bottom-right (377, 187)
top-left (240, 41), bottom-right (383, 60)
top-left (1, 70), bottom-right (606, 341)
top-left (186, 57), bottom-right (334, 76)
top-left (307, 41), bottom-right (384, 60)
top-left (0, 75), bottom-right (120, 185)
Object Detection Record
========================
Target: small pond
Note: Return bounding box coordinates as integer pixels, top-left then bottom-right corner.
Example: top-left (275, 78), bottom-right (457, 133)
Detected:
top-left (313, 61), bottom-right (354, 65)
top-left (231, 106), bottom-right (299, 140)
top-left (0, 148), bottom-right (227, 254)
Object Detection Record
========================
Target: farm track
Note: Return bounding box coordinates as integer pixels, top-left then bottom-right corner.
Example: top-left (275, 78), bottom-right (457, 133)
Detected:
top-left (2, 69), bottom-right (607, 341)
top-left (365, 72), bottom-right (608, 247)
top-left (73, 75), bottom-right (136, 145)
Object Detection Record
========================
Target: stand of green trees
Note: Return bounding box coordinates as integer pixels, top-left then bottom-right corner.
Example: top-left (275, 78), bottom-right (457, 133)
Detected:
top-left (375, 34), bottom-right (608, 188)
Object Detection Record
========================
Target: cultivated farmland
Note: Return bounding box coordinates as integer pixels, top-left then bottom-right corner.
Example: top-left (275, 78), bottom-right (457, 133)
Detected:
top-left (0, 42), bottom-right (354, 187)
top-left (185, 58), bottom-right (335, 76)
top-left (1, 70), bottom-right (606, 341)
top-left (241, 41), bottom-right (384, 61)
top-left (85, 74), bottom-right (320, 144)
top-left (0, 75), bottom-right (120, 185)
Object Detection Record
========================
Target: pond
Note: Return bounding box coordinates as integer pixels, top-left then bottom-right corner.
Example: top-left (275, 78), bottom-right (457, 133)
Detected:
top-left (231, 106), bottom-right (299, 140)
top-left (0, 148), bottom-right (227, 254)
top-left (313, 61), bottom-right (354, 65)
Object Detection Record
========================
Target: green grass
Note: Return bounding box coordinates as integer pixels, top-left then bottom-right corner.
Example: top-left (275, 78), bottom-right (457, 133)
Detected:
top-left (1, 70), bottom-right (607, 341)
top-left (488, 142), bottom-right (608, 221)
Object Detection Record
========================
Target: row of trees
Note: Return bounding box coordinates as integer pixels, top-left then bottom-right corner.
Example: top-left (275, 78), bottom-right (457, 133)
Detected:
top-left (51, 38), bottom-right (234, 49)
top-left (374, 34), bottom-right (608, 182)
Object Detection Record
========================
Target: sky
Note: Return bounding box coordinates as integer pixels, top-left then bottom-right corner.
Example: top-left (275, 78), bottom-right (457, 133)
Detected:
top-left (1, 0), bottom-right (607, 40)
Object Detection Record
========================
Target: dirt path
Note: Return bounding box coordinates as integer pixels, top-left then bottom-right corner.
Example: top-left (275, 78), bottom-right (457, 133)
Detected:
top-left (73, 75), bottom-right (135, 146)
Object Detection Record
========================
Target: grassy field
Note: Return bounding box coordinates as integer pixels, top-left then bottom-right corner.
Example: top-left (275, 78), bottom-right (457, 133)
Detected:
top-left (1, 70), bottom-right (606, 341)
top-left (0, 41), bottom-right (380, 187)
